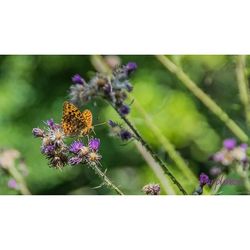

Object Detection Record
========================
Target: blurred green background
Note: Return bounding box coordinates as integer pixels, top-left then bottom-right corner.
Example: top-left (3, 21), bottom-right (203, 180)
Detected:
top-left (0, 55), bottom-right (248, 194)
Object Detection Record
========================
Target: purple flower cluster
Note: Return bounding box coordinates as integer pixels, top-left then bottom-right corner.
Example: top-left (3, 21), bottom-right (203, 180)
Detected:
top-left (108, 120), bottom-right (133, 141)
top-left (33, 119), bottom-right (68, 168)
top-left (68, 138), bottom-right (101, 166)
top-left (32, 119), bottom-right (102, 169)
top-left (142, 183), bottom-right (161, 195)
top-left (69, 62), bottom-right (137, 116)
top-left (213, 138), bottom-right (248, 166)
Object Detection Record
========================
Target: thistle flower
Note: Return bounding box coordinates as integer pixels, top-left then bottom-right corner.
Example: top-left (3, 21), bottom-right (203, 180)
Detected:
top-left (89, 138), bottom-right (100, 151)
top-left (223, 138), bottom-right (236, 150)
top-left (33, 118), bottom-right (68, 169)
top-left (69, 141), bottom-right (84, 154)
top-left (32, 128), bottom-right (45, 138)
top-left (142, 183), bottom-right (161, 195)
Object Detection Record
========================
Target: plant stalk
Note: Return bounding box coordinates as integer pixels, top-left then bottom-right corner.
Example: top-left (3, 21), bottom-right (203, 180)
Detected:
top-left (90, 164), bottom-right (124, 195)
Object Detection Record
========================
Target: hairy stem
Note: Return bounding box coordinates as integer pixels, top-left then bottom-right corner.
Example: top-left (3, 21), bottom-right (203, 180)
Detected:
top-left (156, 55), bottom-right (248, 142)
top-left (90, 164), bottom-right (124, 195)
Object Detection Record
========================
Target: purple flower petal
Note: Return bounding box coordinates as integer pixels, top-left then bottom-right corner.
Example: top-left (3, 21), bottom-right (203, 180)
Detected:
top-left (68, 156), bottom-right (82, 165)
top-left (41, 145), bottom-right (55, 155)
top-left (89, 138), bottom-right (100, 151)
top-left (69, 141), bottom-right (84, 154)
top-left (223, 138), bottom-right (236, 150)
top-left (72, 74), bottom-right (85, 84)
top-left (126, 62), bottom-right (137, 75)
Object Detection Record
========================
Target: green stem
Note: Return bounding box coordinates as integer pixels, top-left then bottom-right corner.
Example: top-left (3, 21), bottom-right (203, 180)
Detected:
top-left (8, 164), bottom-right (31, 195)
top-left (235, 164), bottom-right (250, 194)
top-left (156, 55), bottom-right (249, 142)
top-left (235, 55), bottom-right (250, 127)
top-left (112, 105), bottom-right (187, 195)
top-left (90, 164), bottom-right (124, 195)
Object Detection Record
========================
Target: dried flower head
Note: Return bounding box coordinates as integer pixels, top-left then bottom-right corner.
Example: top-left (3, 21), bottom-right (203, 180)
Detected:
top-left (142, 183), bottom-right (161, 195)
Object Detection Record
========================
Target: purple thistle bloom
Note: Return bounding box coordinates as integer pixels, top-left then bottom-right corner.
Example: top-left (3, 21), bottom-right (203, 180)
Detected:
top-left (118, 104), bottom-right (130, 116)
top-left (199, 173), bottom-right (210, 186)
top-left (69, 141), bottom-right (84, 154)
top-left (46, 118), bottom-right (59, 130)
top-left (89, 138), bottom-right (100, 151)
top-left (32, 128), bottom-right (45, 138)
top-left (223, 138), bottom-right (236, 150)
top-left (126, 62), bottom-right (137, 75)
top-left (120, 130), bottom-right (132, 141)
top-left (68, 156), bottom-right (82, 165)
top-left (42, 145), bottom-right (55, 155)
top-left (72, 74), bottom-right (85, 84)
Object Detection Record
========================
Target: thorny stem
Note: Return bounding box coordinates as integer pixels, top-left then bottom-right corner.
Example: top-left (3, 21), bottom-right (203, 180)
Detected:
top-left (7, 164), bottom-right (31, 195)
top-left (156, 55), bottom-right (249, 142)
top-left (112, 104), bottom-right (187, 195)
top-left (236, 55), bottom-right (250, 128)
top-left (90, 164), bottom-right (124, 195)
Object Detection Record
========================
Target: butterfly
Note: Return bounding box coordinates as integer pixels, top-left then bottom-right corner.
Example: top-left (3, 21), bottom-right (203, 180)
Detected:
top-left (62, 101), bottom-right (93, 136)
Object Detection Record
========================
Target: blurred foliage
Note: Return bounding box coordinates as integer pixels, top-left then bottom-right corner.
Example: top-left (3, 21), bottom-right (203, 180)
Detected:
top-left (0, 55), bottom-right (248, 194)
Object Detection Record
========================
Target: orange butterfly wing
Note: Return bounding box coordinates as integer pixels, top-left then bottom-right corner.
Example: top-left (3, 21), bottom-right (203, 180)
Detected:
top-left (81, 109), bottom-right (93, 135)
top-left (62, 101), bottom-right (93, 136)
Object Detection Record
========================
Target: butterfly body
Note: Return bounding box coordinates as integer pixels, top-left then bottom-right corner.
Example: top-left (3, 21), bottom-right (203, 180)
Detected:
top-left (62, 101), bottom-right (93, 136)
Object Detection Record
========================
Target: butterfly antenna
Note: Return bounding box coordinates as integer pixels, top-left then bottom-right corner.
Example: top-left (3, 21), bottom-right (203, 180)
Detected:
top-left (94, 122), bottom-right (107, 127)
